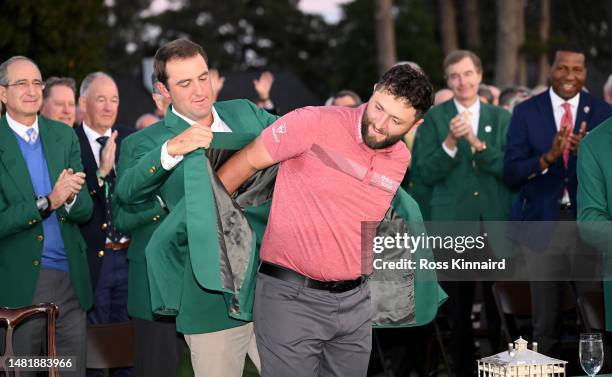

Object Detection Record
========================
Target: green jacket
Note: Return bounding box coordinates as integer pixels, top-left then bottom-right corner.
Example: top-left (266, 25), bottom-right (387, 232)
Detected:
top-left (114, 100), bottom-right (278, 329)
top-left (413, 100), bottom-right (513, 257)
top-left (0, 115), bottom-right (94, 310)
top-left (577, 116), bottom-right (612, 331)
top-left (112, 194), bottom-right (167, 321)
top-left (146, 133), bottom-right (447, 332)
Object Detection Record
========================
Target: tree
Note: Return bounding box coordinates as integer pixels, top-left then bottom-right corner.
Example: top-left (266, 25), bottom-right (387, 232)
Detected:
top-left (494, 0), bottom-right (524, 87)
top-left (462, 0), bottom-right (481, 51)
top-left (439, 0), bottom-right (458, 56)
top-left (537, 0), bottom-right (550, 85)
top-left (0, 0), bottom-right (109, 84)
top-left (375, 0), bottom-right (397, 76)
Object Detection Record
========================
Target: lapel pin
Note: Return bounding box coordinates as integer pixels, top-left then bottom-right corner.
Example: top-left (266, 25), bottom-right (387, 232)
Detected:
top-left (584, 106), bottom-right (590, 114)
top-left (484, 125), bottom-right (492, 133)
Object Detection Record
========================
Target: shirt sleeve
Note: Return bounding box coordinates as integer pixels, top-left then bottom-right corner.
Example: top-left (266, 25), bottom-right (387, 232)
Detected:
top-left (160, 141), bottom-right (184, 170)
top-left (441, 141), bottom-right (458, 158)
top-left (260, 107), bottom-right (319, 163)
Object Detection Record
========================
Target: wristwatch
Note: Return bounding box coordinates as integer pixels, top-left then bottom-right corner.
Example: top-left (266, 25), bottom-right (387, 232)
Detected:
top-left (35, 195), bottom-right (52, 219)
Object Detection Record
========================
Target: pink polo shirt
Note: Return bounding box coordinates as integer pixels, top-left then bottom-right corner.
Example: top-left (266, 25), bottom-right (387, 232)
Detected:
top-left (260, 105), bottom-right (410, 281)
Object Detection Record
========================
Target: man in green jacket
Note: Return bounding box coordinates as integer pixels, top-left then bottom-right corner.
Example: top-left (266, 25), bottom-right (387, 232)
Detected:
top-left (412, 50), bottom-right (512, 377)
top-left (577, 116), bottom-right (612, 331)
top-left (0, 56), bottom-right (93, 376)
top-left (115, 38), bottom-right (278, 377)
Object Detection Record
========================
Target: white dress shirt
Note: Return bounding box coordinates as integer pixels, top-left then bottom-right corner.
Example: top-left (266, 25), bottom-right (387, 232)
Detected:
top-left (82, 123), bottom-right (113, 168)
top-left (160, 105), bottom-right (232, 170)
top-left (442, 99), bottom-right (481, 158)
top-left (549, 88), bottom-right (580, 131)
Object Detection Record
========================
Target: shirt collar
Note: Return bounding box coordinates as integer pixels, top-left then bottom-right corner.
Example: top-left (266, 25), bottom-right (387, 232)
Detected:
top-left (453, 98), bottom-right (480, 115)
top-left (6, 112), bottom-right (39, 141)
top-left (82, 122), bottom-right (112, 145)
top-left (171, 105), bottom-right (221, 128)
top-left (549, 87), bottom-right (580, 109)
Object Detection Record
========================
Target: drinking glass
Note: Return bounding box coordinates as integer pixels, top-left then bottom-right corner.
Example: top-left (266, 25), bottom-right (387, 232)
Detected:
top-left (580, 333), bottom-right (604, 377)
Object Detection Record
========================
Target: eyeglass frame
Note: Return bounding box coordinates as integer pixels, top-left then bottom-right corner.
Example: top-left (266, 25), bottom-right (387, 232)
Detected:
top-left (1, 79), bottom-right (46, 91)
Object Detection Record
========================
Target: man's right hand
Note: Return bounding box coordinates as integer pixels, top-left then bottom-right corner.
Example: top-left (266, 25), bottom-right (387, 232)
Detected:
top-left (544, 124), bottom-right (572, 163)
top-left (48, 169), bottom-right (86, 210)
top-left (166, 123), bottom-right (213, 157)
top-left (444, 114), bottom-right (471, 150)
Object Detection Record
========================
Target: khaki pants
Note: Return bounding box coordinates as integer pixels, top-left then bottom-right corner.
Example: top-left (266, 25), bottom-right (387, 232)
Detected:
top-left (184, 322), bottom-right (260, 377)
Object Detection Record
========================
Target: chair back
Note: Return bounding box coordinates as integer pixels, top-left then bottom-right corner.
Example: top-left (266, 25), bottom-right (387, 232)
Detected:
top-left (0, 303), bottom-right (59, 377)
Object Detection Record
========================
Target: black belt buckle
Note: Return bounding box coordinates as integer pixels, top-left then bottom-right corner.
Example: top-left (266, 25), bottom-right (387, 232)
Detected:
top-left (327, 278), bottom-right (362, 293)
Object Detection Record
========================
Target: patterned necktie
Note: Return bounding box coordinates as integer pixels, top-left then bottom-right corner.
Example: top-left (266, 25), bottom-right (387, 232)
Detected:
top-left (26, 128), bottom-right (38, 145)
top-left (560, 103), bottom-right (573, 168)
top-left (96, 135), bottom-right (122, 243)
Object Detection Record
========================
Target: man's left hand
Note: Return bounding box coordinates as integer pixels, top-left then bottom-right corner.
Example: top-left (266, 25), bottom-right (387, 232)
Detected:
top-left (568, 121), bottom-right (587, 155)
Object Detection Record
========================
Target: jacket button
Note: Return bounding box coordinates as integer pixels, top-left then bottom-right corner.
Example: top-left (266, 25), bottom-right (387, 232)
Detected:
top-left (473, 191), bottom-right (480, 197)
top-left (152, 214), bottom-right (160, 221)
top-left (36, 235), bottom-right (44, 242)
top-left (60, 216), bottom-right (66, 222)
top-left (90, 190), bottom-right (97, 196)
top-left (101, 223), bottom-right (108, 230)
top-left (98, 250), bottom-right (105, 258)
top-left (28, 219), bottom-right (36, 225)
top-left (149, 166), bottom-right (157, 174)
top-left (33, 259), bottom-right (40, 266)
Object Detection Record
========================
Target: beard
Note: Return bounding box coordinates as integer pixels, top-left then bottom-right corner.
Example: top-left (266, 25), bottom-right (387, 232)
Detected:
top-left (360, 112), bottom-right (406, 149)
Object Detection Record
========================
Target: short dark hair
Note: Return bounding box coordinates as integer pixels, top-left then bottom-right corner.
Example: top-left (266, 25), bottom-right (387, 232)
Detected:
top-left (154, 38), bottom-right (208, 87)
top-left (375, 64), bottom-right (434, 120)
top-left (443, 50), bottom-right (483, 75)
top-left (334, 90), bottom-right (362, 106)
top-left (499, 85), bottom-right (530, 107)
top-left (478, 84), bottom-right (493, 104)
top-left (43, 76), bottom-right (76, 102)
top-left (549, 42), bottom-right (585, 65)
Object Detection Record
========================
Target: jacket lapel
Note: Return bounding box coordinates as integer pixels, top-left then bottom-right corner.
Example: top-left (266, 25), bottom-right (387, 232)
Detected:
top-left (576, 91), bottom-right (593, 132)
top-left (164, 106), bottom-right (190, 137)
top-left (535, 91), bottom-right (558, 141)
top-left (38, 117), bottom-right (64, 187)
top-left (477, 102), bottom-right (494, 144)
top-left (0, 116), bottom-right (36, 201)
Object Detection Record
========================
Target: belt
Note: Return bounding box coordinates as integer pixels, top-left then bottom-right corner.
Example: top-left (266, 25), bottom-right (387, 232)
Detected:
top-left (258, 262), bottom-right (365, 293)
top-left (105, 241), bottom-right (130, 250)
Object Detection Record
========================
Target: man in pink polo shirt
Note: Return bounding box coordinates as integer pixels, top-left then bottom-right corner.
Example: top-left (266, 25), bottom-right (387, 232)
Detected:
top-left (218, 65), bottom-right (433, 377)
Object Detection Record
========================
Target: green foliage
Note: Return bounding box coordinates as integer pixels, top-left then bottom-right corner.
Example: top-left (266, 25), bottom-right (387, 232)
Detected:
top-left (0, 0), bottom-right (109, 84)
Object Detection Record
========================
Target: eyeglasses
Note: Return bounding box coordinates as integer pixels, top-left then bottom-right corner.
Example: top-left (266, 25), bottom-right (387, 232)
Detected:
top-left (3, 80), bottom-right (45, 91)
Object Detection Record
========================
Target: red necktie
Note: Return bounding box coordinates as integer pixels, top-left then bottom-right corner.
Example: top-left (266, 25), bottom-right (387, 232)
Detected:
top-left (560, 102), bottom-right (573, 168)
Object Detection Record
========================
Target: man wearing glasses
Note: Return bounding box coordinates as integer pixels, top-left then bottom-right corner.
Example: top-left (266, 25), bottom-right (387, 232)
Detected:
top-left (0, 56), bottom-right (93, 377)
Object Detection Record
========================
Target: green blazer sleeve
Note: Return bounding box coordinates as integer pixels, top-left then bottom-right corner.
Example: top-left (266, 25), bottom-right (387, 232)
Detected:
top-left (59, 129), bottom-right (93, 223)
top-left (413, 108), bottom-right (459, 186)
top-left (115, 133), bottom-right (170, 205)
top-left (577, 130), bottom-right (612, 251)
top-left (112, 196), bottom-right (165, 235)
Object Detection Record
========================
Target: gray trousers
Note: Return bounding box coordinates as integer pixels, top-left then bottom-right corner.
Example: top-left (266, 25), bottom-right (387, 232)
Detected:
top-left (0, 268), bottom-right (87, 376)
top-left (253, 272), bottom-right (372, 377)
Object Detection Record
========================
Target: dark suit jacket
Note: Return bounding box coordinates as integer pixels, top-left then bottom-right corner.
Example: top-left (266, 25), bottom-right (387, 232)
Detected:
top-left (0, 115), bottom-right (94, 309)
top-left (503, 90), bottom-right (612, 221)
top-left (75, 124), bottom-right (134, 287)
